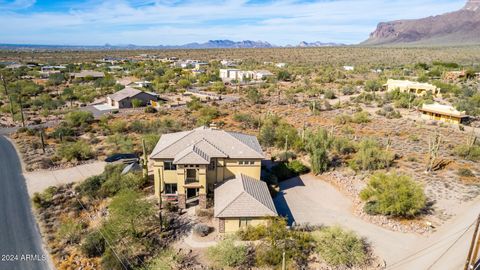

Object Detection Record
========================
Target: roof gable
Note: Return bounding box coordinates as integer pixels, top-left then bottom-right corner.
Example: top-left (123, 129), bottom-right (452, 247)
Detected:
top-left (149, 127), bottom-right (264, 160)
top-left (214, 174), bottom-right (277, 218)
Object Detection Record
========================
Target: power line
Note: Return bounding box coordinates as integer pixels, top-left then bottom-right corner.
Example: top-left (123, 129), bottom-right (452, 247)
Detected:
top-left (426, 222), bottom-right (475, 270)
top-left (74, 196), bottom-right (131, 270)
top-left (386, 221), bottom-right (476, 270)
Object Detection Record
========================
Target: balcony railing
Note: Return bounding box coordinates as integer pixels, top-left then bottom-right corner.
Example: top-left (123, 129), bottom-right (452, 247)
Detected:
top-left (185, 178), bottom-right (199, 184)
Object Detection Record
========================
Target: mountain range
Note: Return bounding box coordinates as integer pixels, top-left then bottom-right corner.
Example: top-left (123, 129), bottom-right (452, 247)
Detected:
top-left (362, 0), bottom-right (480, 46)
top-left (0, 40), bottom-right (345, 51)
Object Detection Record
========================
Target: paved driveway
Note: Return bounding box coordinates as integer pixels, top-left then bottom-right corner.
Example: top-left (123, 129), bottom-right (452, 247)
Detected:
top-left (273, 174), bottom-right (477, 269)
top-left (24, 161), bottom-right (106, 195)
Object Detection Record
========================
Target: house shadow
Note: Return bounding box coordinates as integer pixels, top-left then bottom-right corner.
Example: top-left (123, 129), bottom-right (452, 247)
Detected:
top-left (273, 176), bottom-right (306, 226)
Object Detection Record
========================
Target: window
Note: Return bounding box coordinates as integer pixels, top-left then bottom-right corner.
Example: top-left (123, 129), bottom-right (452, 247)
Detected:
top-left (238, 160), bottom-right (255, 165)
top-left (239, 218), bottom-right (252, 228)
top-left (165, 184), bottom-right (177, 195)
top-left (164, 161), bottom-right (176, 170)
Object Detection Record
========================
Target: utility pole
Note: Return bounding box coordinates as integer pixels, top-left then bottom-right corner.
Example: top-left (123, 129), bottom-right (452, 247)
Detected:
top-left (465, 215), bottom-right (480, 270)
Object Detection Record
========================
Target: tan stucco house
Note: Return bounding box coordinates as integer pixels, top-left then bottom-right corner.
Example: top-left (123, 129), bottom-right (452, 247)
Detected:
top-left (384, 79), bottom-right (440, 97)
top-left (149, 126), bottom-right (265, 209)
top-left (214, 173), bottom-right (277, 233)
top-left (420, 103), bottom-right (469, 125)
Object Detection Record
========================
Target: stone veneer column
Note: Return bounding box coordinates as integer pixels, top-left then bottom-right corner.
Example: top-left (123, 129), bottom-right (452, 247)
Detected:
top-left (178, 194), bottom-right (186, 209)
top-left (199, 194), bottom-right (207, 209)
top-left (218, 218), bottom-right (225, 233)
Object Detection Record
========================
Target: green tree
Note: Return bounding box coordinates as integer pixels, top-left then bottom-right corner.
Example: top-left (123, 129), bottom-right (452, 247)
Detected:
top-left (65, 110), bottom-right (94, 127)
top-left (360, 172), bottom-right (426, 217)
top-left (107, 190), bottom-right (155, 237)
top-left (305, 129), bottom-right (333, 174)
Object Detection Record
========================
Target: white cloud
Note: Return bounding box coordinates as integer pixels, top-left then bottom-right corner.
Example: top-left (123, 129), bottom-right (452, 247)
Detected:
top-left (0, 0), bottom-right (466, 45)
top-left (0, 0), bottom-right (36, 10)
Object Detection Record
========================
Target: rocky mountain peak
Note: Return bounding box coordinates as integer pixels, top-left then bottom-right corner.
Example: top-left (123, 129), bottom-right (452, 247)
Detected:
top-left (464, 0), bottom-right (480, 11)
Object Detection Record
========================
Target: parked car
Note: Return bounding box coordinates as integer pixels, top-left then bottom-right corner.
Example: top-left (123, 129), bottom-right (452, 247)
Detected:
top-left (105, 153), bottom-right (139, 164)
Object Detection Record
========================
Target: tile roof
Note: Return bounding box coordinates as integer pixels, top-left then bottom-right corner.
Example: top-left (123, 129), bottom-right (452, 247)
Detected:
top-left (149, 127), bottom-right (264, 163)
top-left (214, 174), bottom-right (277, 218)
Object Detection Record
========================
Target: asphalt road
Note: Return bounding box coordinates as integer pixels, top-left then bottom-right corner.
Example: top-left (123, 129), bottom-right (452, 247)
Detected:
top-left (0, 136), bottom-right (51, 270)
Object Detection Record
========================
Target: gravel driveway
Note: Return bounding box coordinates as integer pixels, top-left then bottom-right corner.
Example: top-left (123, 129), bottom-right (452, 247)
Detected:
top-left (273, 174), bottom-right (477, 269)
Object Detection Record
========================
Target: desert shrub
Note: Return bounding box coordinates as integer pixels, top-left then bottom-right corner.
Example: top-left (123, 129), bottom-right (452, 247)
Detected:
top-left (256, 217), bottom-right (314, 268)
top-left (246, 88), bottom-right (263, 104)
top-left (360, 172), bottom-right (426, 217)
top-left (196, 106), bottom-right (220, 126)
top-left (193, 224), bottom-right (212, 237)
top-left (106, 134), bottom-right (134, 153)
top-left (349, 139), bottom-right (394, 171)
top-left (207, 239), bottom-right (248, 268)
top-left (75, 175), bottom-right (105, 198)
top-left (457, 168), bottom-right (475, 178)
top-left (131, 98), bottom-right (142, 108)
top-left (65, 110), bottom-right (94, 127)
top-left (271, 160), bottom-right (309, 181)
top-left (312, 226), bottom-right (367, 267)
top-left (109, 119), bottom-right (128, 133)
top-left (195, 207), bottom-right (213, 218)
top-left (237, 225), bottom-right (268, 241)
top-left (101, 248), bottom-right (130, 270)
top-left (288, 160), bottom-right (310, 174)
top-left (100, 172), bottom-right (147, 197)
top-left (324, 89), bottom-right (336, 99)
top-left (81, 231), bottom-right (106, 258)
top-left (144, 106), bottom-right (157, 113)
top-left (333, 137), bottom-right (356, 155)
top-left (454, 144), bottom-right (480, 161)
top-left (143, 248), bottom-right (184, 270)
top-left (57, 217), bottom-right (84, 244)
top-left (233, 113), bottom-right (260, 129)
top-left (351, 111), bottom-right (371, 124)
top-left (51, 125), bottom-right (75, 140)
top-left (57, 140), bottom-right (94, 161)
top-left (32, 186), bottom-right (58, 209)
top-left (334, 114), bottom-right (352, 125)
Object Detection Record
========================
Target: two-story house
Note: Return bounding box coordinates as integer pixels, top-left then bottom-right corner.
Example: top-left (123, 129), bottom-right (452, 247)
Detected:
top-left (149, 126), bottom-right (265, 209)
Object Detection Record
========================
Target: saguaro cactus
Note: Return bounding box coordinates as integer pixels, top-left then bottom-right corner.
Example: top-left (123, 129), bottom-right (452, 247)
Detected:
top-left (426, 132), bottom-right (442, 172)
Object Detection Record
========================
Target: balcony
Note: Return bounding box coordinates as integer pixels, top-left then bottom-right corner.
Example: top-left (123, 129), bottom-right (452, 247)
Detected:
top-left (185, 178), bottom-right (199, 184)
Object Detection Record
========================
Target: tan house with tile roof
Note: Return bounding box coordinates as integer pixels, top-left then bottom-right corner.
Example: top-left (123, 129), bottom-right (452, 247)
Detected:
top-left (215, 173), bottom-right (277, 233)
top-left (149, 126), bottom-right (265, 208)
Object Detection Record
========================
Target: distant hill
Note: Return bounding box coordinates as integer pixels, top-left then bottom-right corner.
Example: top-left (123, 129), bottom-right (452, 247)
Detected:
top-left (362, 0), bottom-right (480, 46)
top-left (0, 40), bottom-right (346, 51)
top-left (297, 41), bottom-right (345, 47)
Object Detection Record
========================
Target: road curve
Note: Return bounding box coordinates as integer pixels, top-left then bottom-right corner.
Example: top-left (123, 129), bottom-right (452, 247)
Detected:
top-left (0, 136), bottom-right (51, 270)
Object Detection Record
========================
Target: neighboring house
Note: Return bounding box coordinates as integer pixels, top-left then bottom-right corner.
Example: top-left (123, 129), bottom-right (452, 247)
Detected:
top-left (343, 66), bottom-right (355, 71)
top-left (214, 173), bottom-right (277, 233)
top-left (131, 81), bottom-right (152, 88)
top-left (70, 70), bottom-right (105, 80)
top-left (420, 103), bottom-right (469, 125)
top-left (107, 87), bottom-right (159, 108)
top-left (384, 79), bottom-right (440, 96)
top-left (275, 63), bottom-right (287, 68)
top-left (39, 65), bottom-right (66, 78)
top-left (149, 126), bottom-right (265, 209)
top-left (219, 69), bottom-right (273, 82)
top-left (219, 68), bottom-right (241, 81)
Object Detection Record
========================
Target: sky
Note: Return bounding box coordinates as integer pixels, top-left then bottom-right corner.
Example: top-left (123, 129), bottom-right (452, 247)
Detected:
top-left (0, 0), bottom-right (467, 46)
